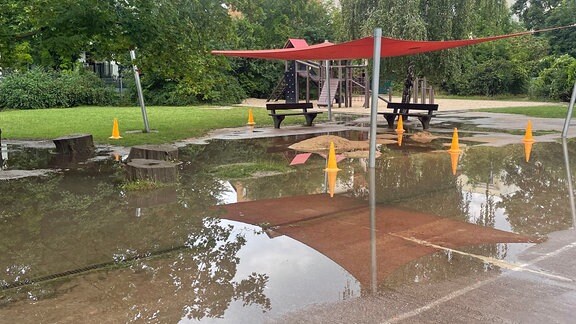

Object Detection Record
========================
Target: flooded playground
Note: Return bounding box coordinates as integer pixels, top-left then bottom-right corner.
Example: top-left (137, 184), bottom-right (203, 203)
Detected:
top-left (1, 115), bottom-right (575, 323)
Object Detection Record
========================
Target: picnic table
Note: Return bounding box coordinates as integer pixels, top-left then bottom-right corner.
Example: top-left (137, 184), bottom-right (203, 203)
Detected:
top-left (266, 103), bottom-right (323, 129)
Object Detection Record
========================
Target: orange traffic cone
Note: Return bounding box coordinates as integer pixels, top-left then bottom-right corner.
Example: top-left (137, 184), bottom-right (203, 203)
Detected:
top-left (448, 128), bottom-right (461, 175)
top-left (396, 115), bottom-right (405, 133)
top-left (396, 116), bottom-right (405, 146)
top-left (397, 132), bottom-right (403, 146)
top-left (324, 142), bottom-right (340, 198)
top-left (325, 142), bottom-right (340, 171)
top-left (523, 120), bottom-right (535, 162)
top-left (247, 109), bottom-right (255, 126)
top-left (109, 118), bottom-right (122, 139)
top-left (326, 169), bottom-right (338, 198)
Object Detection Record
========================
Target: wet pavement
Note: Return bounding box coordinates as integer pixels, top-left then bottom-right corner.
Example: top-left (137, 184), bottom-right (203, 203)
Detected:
top-left (1, 110), bottom-right (576, 323)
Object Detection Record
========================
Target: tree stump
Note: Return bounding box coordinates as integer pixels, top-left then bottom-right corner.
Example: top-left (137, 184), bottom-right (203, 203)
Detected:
top-left (127, 144), bottom-right (178, 162)
top-left (126, 159), bottom-right (178, 183)
top-left (53, 134), bottom-right (95, 155)
top-left (126, 187), bottom-right (178, 208)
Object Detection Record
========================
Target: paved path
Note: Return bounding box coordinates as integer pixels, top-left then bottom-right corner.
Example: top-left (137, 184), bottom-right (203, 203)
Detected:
top-left (239, 97), bottom-right (558, 113)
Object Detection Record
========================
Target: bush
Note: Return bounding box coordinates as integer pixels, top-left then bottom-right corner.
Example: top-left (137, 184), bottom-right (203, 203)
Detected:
top-left (139, 73), bottom-right (247, 106)
top-left (0, 68), bottom-right (116, 110)
top-left (445, 58), bottom-right (528, 96)
top-left (529, 55), bottom-right (576, 102)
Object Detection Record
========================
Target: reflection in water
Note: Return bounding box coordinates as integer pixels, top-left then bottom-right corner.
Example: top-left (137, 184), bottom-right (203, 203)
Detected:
top-left (1, 137), bottom-right (575, 322)
top-left (369, 167), bottom-right (377, 295)
top-left (359, 140), bottom-right (576, 291)
top-left (0, 144), bottom-right (6, 169)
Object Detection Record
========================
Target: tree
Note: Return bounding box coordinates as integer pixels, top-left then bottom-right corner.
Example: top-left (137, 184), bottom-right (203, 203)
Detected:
top-left (512, 0), bottom-right (562, 30)
top-left (0, 0), bottom-right (245, 104)
top-left (530, 54), bottom-right (576, 101)
top-left (512, 0), bottom-right (576, 57)
top-left (544, 0), bottom-right (576, 57)
top-left (226, 0), bottom-right (335, 98)
top-left (337, 0), bottom-right (514, 92)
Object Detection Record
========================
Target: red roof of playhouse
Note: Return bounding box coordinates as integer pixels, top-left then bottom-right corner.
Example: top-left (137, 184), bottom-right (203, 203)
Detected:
top-left (284, 38), bottom-right (310, 49)
top-left (212, 26), bottom-right (575, 60)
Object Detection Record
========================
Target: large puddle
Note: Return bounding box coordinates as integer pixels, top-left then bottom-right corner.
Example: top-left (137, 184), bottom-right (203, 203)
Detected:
top-left (0, 129), bottom-right (574, 323)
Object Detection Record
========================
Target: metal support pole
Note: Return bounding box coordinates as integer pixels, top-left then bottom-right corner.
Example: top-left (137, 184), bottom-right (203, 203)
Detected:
top-left (338, 60), bottom-right (342, 108)
top-left (326, 60), bottom-right (332, 121)
top-left (306, 67), bottom-right (310, 103)
top-left (562, 138), bottom-right (576, 228)
top-left (364, 59), bottom-right (370, 108)
top-left (130, 50), bottom-right (150, 133)
top-left (369, 28), bottom-right (382, 169)
top-left (0, 128), bottom-right (3, 167)
top-left (369, 166), bottom-right (378, 294)
top-left (413, 78), bottom-right (419, 103)
top-left (562, 80), bottom-right (576, 138)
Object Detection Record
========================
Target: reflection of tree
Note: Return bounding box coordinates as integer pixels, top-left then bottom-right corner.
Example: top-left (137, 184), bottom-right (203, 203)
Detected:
top-left (1, 152), bottom-right (270, 320)
top-left (363, 151), bottom-right (470, 220)
top-left (3, 146), bottom-right (52, 169)
top-left (461, 143), bottom-right (575, 236)
top-left (499, 143), bottom-right (573, 235)
top-left (2, 184), bottom-right (270, 320)
top-left (180, 218), bottom-right (270, 319)
top-left (237, 163), bottom-right (328, 200)
top-left (460, 146), bottom-right (507, 186)
top-left (459, 146), bottom-right (505, 227)
top-left (0, 175), bottom-right (64, 287)
top-left (179, 138), bottom-right (339, 200)
top-left (381, 244), bottom-right (507, 290)
top-left (122, 218), bottom-right (270, 321)
top-left (477, 185), bottom-right (496, 228)
top-left (180, 139), bottom-right (288, 167)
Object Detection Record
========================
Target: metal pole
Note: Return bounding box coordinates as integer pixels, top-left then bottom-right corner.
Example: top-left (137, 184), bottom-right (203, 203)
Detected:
top-left (130, 50), bottom-right (150, 133)
top-left (364, 59), bottom-right (370, 108)
top-left (326, 60), bottom-right (332, 121)
top-left (369, 166), bottom-right (377, 294)
top-left (562, 80), bottom-right (576, 138)
top-left (369, 28), bottom-right (382, 169)
top-left (0, 128), bottom-right (3, 167)
top-left (306, 67), bottom-right (310, 103)
top-left (338, 60), bottom-right (342, 108)
top-left (562, 138), bottom-right (576, 228)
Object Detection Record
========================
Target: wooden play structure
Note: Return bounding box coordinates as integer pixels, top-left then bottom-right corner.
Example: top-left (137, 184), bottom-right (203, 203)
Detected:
top-left (267, 39), bottom-right (376, 108)
top-left (261, 39), bottom-right (439, 129)
top-left (266, 39), bottom-right (437, 110)
top-left (411, 77), bottom-right (435, 104)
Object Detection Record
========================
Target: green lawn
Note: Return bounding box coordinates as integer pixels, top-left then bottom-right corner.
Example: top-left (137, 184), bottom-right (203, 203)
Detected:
top-left (0, 106), bottom-right (318, 146)
top-left (435, 94), bottom-right (537, 101)
top-left (477, 105), bottom-right (574, 118)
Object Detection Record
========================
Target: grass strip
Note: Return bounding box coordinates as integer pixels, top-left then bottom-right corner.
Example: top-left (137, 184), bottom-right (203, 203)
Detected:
top-left (0, 106), bottom-right (326, 146)
top-left (476, 105), bottom-right (573, 118)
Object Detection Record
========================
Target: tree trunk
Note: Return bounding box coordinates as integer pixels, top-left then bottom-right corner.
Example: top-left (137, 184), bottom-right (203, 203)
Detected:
top-left (53, 134), bottom-right (95, 155)
top-left (125, 186), bottom-right (178, 208)
top-left (126, 159), bottom-right (178, 183)
top-left (127, 145), bottom-right (178, 162)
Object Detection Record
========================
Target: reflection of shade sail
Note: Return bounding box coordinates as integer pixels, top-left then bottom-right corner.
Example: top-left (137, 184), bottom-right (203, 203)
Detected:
top-left (216, 194), bottom-right (542, 287)
top-left (212, 26), bottom-right (575, 61)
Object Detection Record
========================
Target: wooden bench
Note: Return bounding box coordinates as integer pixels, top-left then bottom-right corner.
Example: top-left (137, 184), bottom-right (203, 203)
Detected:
top-left (378, 102), bottom-right (438, 130)
top-left (266, 103), bottom-right (323, 129)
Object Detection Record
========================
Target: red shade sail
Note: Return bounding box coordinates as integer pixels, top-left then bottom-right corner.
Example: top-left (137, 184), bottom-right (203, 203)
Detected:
top-left (212, 25), bottom-right (575, 60)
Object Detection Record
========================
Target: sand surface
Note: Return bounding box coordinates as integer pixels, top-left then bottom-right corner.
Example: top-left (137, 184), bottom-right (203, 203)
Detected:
top-left (239, 97), bottom-right (557, 114)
